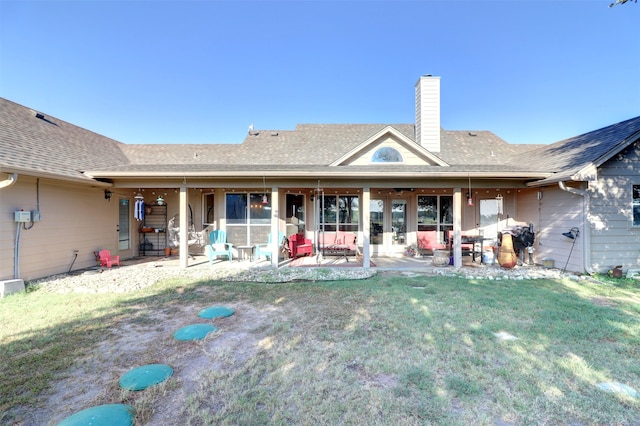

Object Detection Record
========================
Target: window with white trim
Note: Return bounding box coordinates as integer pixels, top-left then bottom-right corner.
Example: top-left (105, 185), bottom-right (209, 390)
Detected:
top-left (633, 184), bottom-right (640, 226)
top-left (225, 192), bottom-right (271, 246)
top-left (371, 147), bottom-right (403, 163)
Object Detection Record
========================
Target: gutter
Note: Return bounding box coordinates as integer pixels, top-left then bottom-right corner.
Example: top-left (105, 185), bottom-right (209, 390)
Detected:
top-left (558, 181), bottom-right (593, 274)
top-left (0, 173), bottom-right (18, 189)
top-left (83, 170), bottom-right (552, 179)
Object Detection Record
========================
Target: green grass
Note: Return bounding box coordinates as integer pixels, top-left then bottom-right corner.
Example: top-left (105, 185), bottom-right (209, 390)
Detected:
top-left (1, 273), bottom-right (639, 425)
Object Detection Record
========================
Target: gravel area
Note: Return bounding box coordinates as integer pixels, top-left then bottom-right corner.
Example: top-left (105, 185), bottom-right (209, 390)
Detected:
top-left (26, 264), bottom-right (376, 294)
top-left (25, 260), bottom-right (583, 295)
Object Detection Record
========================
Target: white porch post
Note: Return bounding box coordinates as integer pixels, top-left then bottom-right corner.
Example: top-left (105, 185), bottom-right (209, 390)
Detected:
top-left (453, 187), bottom-right (462, 269)
top-left (270, 187), bottom-right (279, 267)
top-left (361, 186), bottom-right (371, 269)
top-left (179, 186), bottom-right (188, 269)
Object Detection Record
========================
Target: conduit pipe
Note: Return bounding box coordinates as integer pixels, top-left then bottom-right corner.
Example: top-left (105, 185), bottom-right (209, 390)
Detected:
top-left (558, 181), bottom-right (593, 274)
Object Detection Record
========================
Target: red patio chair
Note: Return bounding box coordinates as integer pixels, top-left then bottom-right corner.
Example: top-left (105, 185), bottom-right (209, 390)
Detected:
top-left (288, 233), bottom-right (313, 258)
top-left (99, 249), bottom-right (120, 268)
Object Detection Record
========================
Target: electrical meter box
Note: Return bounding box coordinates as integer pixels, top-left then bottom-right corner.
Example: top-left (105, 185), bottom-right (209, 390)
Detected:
top-left (15, 211), bottom-right (31, 222)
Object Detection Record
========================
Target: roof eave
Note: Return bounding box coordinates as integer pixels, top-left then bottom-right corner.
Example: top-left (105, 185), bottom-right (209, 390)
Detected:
top-left (85, 169), bottom-right (551, 179)
top-left (1, 164), bottom-right (112, 186)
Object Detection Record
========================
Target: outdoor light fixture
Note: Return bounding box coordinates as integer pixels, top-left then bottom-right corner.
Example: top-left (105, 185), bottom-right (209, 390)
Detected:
top-left (562, 227), bottom-right (580, 240)
top-left (561, 227), bottom-right (580, 273)
top-left (156, 195), bottom-right (164, 205)
top-left (104, 190), bottom-right (112, 201)
top-left (262, 176), bottom-right (269, 204)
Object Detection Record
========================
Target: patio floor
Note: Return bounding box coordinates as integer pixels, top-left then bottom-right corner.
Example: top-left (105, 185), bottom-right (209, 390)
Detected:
top-left (118, 251), bottom-right (485, 272)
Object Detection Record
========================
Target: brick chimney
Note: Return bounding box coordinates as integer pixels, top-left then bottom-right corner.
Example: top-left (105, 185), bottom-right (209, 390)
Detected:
top-left (415, 75), bottom-right (441, 152)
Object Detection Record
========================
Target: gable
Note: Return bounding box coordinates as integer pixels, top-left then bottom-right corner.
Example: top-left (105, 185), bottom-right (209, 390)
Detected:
top-left (329, 126), bottom-right (449, 167)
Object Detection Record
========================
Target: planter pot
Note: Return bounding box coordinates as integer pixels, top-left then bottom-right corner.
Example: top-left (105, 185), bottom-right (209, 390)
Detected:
top-left (433, 249), bottom-right (449, 267)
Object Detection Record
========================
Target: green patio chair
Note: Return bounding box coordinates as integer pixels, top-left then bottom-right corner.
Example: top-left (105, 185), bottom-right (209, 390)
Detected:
top-left (205, 230), bottom-right (233, 263)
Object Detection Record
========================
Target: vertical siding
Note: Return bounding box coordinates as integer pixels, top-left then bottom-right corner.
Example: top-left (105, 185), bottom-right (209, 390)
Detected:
top-left (0, 177), bottom-right (118, 281)
top-left (588, 141), bottom-right (640, 272)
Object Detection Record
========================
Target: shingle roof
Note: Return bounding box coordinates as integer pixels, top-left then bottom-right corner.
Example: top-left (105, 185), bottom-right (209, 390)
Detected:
top-left (0, 98), bottom-right (128, 181)
top-left (2, 96), bottom-right (637, 184)
top-left (514, 115), bottom-right (640, 183)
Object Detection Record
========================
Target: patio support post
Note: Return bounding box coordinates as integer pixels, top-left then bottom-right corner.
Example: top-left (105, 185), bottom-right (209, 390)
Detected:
top-left (179, 186), bottom-right (188, 269)
top-left (361, 186), bottom-right (371, 269)
top-left (270, 186), bottom-right (279, 267)
top-left (453, 187), bottom-right (462, 268)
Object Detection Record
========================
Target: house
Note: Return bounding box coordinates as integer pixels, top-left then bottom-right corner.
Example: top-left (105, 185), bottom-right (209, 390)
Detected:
top-left (1, 75), bottom-right (639, 286)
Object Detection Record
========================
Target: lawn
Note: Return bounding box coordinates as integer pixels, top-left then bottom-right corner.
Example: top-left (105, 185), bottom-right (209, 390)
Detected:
top-left (1, 272), bottom-right (639, 425)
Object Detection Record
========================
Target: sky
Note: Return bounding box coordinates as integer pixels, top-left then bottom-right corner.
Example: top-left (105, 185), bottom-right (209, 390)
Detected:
top-left (1, 1), bottom-right (638, 146)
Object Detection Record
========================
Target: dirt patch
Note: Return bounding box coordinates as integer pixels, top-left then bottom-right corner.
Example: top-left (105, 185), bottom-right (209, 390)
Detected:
top-left (11, 292), bottom-right (285, 425)
top-left (590, 296), bottom-right (617, 307)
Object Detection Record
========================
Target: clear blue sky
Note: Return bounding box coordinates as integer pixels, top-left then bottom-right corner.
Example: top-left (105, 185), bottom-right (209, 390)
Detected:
top-left (1, 1), bottom-right (638, 145)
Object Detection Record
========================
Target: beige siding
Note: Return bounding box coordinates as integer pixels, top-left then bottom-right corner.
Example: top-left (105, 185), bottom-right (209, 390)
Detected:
top-left (588, 141), bottom-right (640, 272)
top-left (535, 186), bottom-right (585, 273)
top-left (0, 176), bottom-right (119, 281)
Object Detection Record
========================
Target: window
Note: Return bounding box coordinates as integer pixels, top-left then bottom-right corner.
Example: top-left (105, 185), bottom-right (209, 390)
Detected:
top-left (286, 194), bottom-right (305, 234)
top-left (480, 199), bottom-right (500, 228)
top-left (417, 195), bottom-right (453, 239)
top-left (320, 194), bottom-right (359, 232)
top-left (225, 193), bottom-right (271, 245)
top-left (370, 199), bottom-right (384, 244)
top-left (371, 147), bottom-right (403, 163)
top-left (203, 193), bottom-right (215, 226)
top-left (118, 199), bottom-right (130, 250)
top-left (417, 196), bottom-right (438, 228)
top-left (633, 184), bottom-right (640, 226)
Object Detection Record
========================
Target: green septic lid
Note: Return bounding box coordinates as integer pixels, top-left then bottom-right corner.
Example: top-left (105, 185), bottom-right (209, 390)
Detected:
top-left (173, 323), bottom-right (218, 341)
top-left (119, 364), bottom-right (173, 391)
top-left (57, 404), bottom-right (134, 426)
top-left (198, 306), bottom-right (235, 319)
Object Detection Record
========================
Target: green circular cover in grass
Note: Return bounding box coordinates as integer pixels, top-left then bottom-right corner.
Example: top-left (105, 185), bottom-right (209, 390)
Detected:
top-left (173, 323), bottom-right (218, 341)
top-left (57, 404), bottom-right (133, 426)
top-left (198, 306), bottom-right (235, 319)
top-left (119, 364), bottom-right (173, 391)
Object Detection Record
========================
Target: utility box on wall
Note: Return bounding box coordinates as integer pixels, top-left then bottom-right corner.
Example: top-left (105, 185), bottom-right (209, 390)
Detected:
top-left (14, 211), bottom-right (31, 222)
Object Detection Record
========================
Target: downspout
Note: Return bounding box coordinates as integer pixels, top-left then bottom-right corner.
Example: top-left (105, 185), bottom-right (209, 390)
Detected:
top-left (1, 173), bottom-right (20, 278)
top-left (558, 181), bottom-right (593, 274)
top-left (0, 173), bottom-right (18, 189)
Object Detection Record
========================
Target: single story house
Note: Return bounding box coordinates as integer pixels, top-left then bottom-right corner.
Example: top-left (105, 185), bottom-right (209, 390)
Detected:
top-left (1, 75), bottom-right (639, 283)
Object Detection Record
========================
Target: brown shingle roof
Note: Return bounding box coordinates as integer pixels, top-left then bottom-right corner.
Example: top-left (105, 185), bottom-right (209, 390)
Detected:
top-left (513, 115), bottom-right (640, 182)
top-left (0, 98), bottom-right (128, 181)
top-left (3, 96), bottom-right (636, 183)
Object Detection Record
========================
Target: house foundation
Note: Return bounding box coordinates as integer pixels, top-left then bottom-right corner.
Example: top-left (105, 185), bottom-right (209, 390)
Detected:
top-left (1, 279), bottom-right (25, 297)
